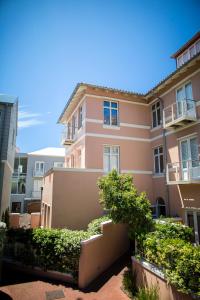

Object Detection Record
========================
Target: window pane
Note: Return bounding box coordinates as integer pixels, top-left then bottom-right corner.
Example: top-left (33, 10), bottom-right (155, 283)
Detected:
top-left (152, 111), bottom-right (157, 127)
top-left (110, 155), bottom-right (118, 171)
top-left (111, 146), bottom-right (119, 154)
top-left (104, 101), bottom-right (110, 107)
top-left (154, 148), bottom-right (158, 155)
top-left (111, 109), bottom-right (118, 126)
top-left (155, 156), bottom-right (159, 173)
top-left (11, 181), bottom-right (18, 194)
top-left (104, 147), bottom-right (110, 154)
top-left (160, 154), bottom-right (164, 173)
top-left (156, 102), bottom-right (160, 108)
top-left (104, 154), bottom-right (110, 172)
top-left (104, 108), bottom-right (110, 125)
top-left (111, 102), bottom-right (117, 108)
top-left (157, 107), bottom-right (161, 126)
top-left (196, 40), bottom-right (200, 53)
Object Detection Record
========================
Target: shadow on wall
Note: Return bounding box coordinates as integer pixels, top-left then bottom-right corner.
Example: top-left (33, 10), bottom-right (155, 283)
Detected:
top-left (0, 291), bottom-right (13, 300)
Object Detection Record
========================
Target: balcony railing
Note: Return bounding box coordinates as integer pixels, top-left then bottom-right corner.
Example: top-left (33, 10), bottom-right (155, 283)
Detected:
top-left (33, 170), bottom-right (45, 177)
top-left (166, 160), bottom-right (200, 184)
top-left (163, 99), bottom-right (197, 129)
top-left (31, 191), bottom-right (42, 198)
top-left (61, 126), bottom-right (77, 146)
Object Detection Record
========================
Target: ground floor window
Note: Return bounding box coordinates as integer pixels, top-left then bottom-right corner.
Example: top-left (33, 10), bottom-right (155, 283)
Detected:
top-left (103, 145), bottom-right (120, 173)
top-left (186, 210), bottom-right (200, 244)
top-left (11, 202), bottom-right (21, 213)
top-left (151, 197), bottom-right (166, 218)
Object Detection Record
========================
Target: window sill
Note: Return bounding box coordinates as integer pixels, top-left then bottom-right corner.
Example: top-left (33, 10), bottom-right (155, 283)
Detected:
top-left (103, 125), bottom-right (120, 130)
top-left (152, 173), bottom-right (164, 178)
top-left (150, 125), bottom-right (162, 132)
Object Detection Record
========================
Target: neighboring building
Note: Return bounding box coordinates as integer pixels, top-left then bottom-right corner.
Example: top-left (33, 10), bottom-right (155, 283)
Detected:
top-left (0, 95), bottom-right (18, 217)
top-left (42, 32), bottom-right (200, 242)
top-left (10, 147), bottom-right (65, 213)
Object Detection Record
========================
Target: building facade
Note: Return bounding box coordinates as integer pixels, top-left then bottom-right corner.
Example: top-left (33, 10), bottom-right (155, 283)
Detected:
top-left (10, 148), bottom-right (65, 213)
top-left (0, 95), bottom-right (18, 217)
top-left (42, 32), bottom-right (200, 242)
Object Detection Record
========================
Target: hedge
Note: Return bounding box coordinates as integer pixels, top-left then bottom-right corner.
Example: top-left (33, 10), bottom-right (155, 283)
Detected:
top-left (4, 216), bottom-right (111, 278)
top-left (140, 220), bottom-right (200, 296)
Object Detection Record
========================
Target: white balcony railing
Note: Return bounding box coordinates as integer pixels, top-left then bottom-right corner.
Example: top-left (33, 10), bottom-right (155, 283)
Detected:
top-left (166, 160), bottom-right (200, 184)
top-left (61, 125), bottom-right (79, 146)
top-left (33, 170), bottom-right (45, 177)
top-left (163, 99), bottom-right (197, 129)
top-left (31, 191), bottom-right (42, 198)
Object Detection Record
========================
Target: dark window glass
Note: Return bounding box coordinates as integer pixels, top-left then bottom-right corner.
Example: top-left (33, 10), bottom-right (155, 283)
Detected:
top-left (104, 108), bottom-right (110, 125)
top-left (111, 109), bottom-right (118, 125)
top-left (187, 213), bottom-right (195, 243)
top-left (160, 154), bottom-right (164, 173)
top-left (157, 198), bottom-right (166, 217)
top-left (111, 102), bottom-right (117, 108)
top-left (153, 111), bottom-right (157, 128)
top-left (104, 101), bottom-right (110, 107)
top-left (12, 202), bottom-right (21, 213)
top-left (157, 107), bottom-right (161, 125)
top-left (155, 156), bottom-right (159, 173)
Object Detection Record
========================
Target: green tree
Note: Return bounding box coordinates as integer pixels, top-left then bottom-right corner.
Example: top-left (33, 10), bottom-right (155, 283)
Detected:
top-left (97, 170), bottom-right (153, 240)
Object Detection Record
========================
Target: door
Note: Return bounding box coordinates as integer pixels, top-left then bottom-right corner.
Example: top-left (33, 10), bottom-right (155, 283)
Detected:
top-left (180, 137), bottom-right (198, 180)
top-left (176, 83), bottom-right (194, 118)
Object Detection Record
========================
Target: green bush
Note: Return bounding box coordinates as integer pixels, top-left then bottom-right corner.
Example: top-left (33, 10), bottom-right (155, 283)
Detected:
top-left (97, 170), bottom-right (153, 239)
top-left (140, 220), bottom-right (200, 296)
top-left (136, 286), bottom-right (159, 300)
top-left (87, 215), bottom-right (110, 235)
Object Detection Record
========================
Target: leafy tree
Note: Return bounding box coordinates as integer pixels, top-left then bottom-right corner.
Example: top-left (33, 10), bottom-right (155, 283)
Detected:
top-left (97, 170), bottom-right (153, 240)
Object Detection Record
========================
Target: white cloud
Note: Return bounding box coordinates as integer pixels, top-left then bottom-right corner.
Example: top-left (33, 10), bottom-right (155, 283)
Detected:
top-left (18, 118), bottom-right (45, 129)
top-left (18, 109), bottom-right (45, 129)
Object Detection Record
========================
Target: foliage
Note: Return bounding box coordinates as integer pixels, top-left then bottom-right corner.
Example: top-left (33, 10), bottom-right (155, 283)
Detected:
top-left (140, 220), bottom-right (200, 296)
top-left (87, 215), bottom-right (110, 235)
top-left (135, 286), bottom-right (159, 300)
top-left (121, 269), bottom-right (137, 299)
top-left (97, 170), bottom-right (153, 239)
top-left (1, 208), bottom-right (9, 228)
top-left (4, 215), bottom-right (109, 278)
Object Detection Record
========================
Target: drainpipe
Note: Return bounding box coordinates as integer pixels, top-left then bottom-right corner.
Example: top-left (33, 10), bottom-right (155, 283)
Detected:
top-left (158, 97), bottom-right (171, 216)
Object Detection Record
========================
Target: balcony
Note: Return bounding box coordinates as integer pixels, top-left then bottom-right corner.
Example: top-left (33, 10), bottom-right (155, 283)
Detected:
top-left (31, 191), bottom-right (42, 199)
top-left (163, 99), bottom-right (197, 129)
top-left (61, 126), bottom-right (77, 146)
top-left (166, 160), bottom-right (200, 184)
top-left (33, 170), bottom-right (45, 177)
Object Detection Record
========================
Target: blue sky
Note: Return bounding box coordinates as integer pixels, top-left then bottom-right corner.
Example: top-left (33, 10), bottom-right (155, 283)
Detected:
top-left (0, 0), bottom-right (200, 153)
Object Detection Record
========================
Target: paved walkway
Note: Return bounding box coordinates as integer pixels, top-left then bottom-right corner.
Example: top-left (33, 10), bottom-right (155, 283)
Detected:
top-left (0, 256), bottom-right (131, 300)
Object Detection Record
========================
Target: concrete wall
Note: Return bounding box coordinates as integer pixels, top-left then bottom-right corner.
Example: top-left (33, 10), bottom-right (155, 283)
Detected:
top-left (9, 213), bottom-right (40, 229)
top-left (132, 257), bottom-right (192, 300)
top-left (78, 220), bottom-right (129, 289)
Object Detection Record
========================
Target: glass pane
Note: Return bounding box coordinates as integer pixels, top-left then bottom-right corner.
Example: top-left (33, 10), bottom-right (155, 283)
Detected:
top-left (155, 156), bottom-right (159, 173)
top-left (104, 147), bottom-right (110, 154)
top-left (157, 108), bottom-right (161, 126)
top-left (152, 104), bottom-right (155, 111)
top-left (185, 83), bottom-right (192, 100)
top-left (156, 102), bottom-right (160, 108)
top-left (111, 102), bottom-right (117, 108)
top-left (111, 109), bottom-right (118, 126)
top-left (152, 111), bottom-right (157, 127)
top-left (104, 101), bottom-right (110, 107)
top-left (177, 87), bottom-right (184, 101)
top-left (154, 148), bottom-right (158, 155)
top-left (181, 140), bottom-right (189, 168)
top-left (160, 154), bottom-right (164, 173)
top-left (190, 137), bottom-right (198, 165)
top-left (11, 181), bottom-right (18, 194)
top-left (111, 146), bottom-right (119, 154)
top-left (110, 155), bottom-right (118, 171)
top-left (159, 147), bottom-right (163, 154)
top-left (104, 155), bottom-right (110, 172)
top-left (104, 108), bottom-right (110, 125)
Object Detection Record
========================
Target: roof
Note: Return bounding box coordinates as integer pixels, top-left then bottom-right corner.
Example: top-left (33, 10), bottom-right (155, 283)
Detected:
top-left (171, 31), bottom-right (200, 58)
top-left (0, 94), bottom-right (18, 104)
top-left (28, 147), bottom-right (65, 157)
top-left (58, 83), bottom-right (144, 123)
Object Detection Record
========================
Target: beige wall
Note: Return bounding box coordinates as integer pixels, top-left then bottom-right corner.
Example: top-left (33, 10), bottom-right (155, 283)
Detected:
top-left (132, 257), bottom-right (192, 300)
top-left (79, 221), bottom-right (129, 289)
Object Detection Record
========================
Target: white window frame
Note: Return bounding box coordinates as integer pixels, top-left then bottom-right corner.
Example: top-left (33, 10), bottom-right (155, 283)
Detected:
top-left (103, 101), bottom-right (119, 126)
top-left (153, 146), bottom-right (164, 175)
top-left (103, 145), bottom-right (120, 173)
top-left (35, 161), bottom-right (45, 175)
top-left (151, 100), bottom-right (161, 128)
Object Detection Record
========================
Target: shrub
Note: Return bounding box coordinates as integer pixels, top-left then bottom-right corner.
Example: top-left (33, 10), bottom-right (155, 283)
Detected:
top-left (122, 269), bottom-right (137, 299)
top-left (97, 170), bottom-right (153, 239)
top-left (136, 286), bottom-right (159, 300)
top-left (87, 215), bottom-right (110, 235)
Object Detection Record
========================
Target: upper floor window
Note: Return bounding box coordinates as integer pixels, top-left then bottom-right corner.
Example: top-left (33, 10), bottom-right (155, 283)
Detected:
top-left (72, 115), bottom-right (76, 138)
top-left (53, 162), bottom-right (64, 168)
top-left (35, 161), bottom-right (44, 176)
top-left (154, 146), bottom-right (164, 174)
top-left (152, 101), bottom-right (161, 128)
top-left (78, 106), bottom-right (83, 129)
top-left (177, 39), bottom-right (200, 68)
top-left (103, 101), bottom-right (118, 126)
top-left (104, 145), bottom-right (119, 173)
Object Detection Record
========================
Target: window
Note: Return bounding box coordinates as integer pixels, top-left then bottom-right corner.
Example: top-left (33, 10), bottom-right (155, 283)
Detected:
top-left (35, 161), bottom-right (44, 176)
top-left (11, 202), bottom-right (21, 213)
top-left (33, 179), bottom-right (43, 192)
top-left (103, 101), bottom-right (119, 126)
top-left (186, 211), bottom-right (200, 244)
top-left (157, 197), bottom-right (166, 217)
top-left (104, 146), bottom-right (119, 173)
top-left (72, 115), bottom-right (76, 138)
top-left (154, 146), bottom-right (164, 174)
top-left (78, 106), bottom-right (83, 129)
top-left (177, 39), bottom-right (200, 68)
top-left (11, 177), bottom-right (26, 194)
top-left (152, 101), bottom-right (161, 128)
top-left (53, 162), bottom-right (64, 168)
top-left (151, 205), bottom-right (157, 218)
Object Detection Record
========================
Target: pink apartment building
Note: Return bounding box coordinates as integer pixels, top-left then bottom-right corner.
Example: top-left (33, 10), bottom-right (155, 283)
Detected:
top-left (42, 32), bottom-right (200, 243)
